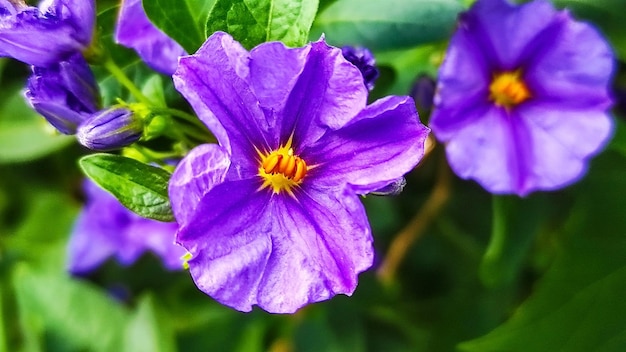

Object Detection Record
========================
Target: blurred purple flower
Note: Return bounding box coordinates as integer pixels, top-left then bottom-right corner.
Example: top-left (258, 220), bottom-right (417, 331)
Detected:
top-left (115, 0), bottom-right (187, 75)
top-left (77, 107), bottom-right (143, 151)
top-left (410, 74), bottom-right (436, 114)
top-left (67, 180), bottom-right (186, 275)
top-left (430, 0), bottom-right (614, 196)
top-left (341, 45), bottom-right (379, 90)
top-left (25, 52), bottom-right (99, 134)
top-left (169, 32), bottom-right (429, 313)
top-left (0, 0), bottom-right (95, 67)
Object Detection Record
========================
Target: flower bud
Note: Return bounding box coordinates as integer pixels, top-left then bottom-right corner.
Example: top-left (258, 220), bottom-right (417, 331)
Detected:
top-left (410, 74), bottom-right (436, 115)
top-left (77, 107), bottom-right (143, 151)
top-left (341, 45), bottom-right (379, 91)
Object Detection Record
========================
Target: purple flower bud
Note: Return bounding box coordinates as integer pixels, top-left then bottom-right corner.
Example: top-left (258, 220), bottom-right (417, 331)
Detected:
top-left (77, 107), bottom-right (143, 151)
top-left (410, 74), bottom-right (436, 114)
top-left (25, 53), bottom-right (99, 134)
top-left (341, 45), bottom-right (379, 91)
top-left (0, 0), bottom-right (96, 67)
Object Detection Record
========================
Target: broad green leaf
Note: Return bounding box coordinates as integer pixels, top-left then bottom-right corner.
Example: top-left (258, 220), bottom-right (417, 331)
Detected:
top-left (554, 0), bottom-right (626, 61)
top-left (310, 0), bottom-right (464, 50)
top-left (0, 87), bottom-right (73, 164)
top-left (124, 295), bottom-right (176, 352)
top-left (143, 0), bottom-right (216, 53)
top-left (79, 153), bottom-right (174, 221)
top-left (459, 151), bottom-right (626, 352)
top-left (13, 265), bottom-right (130, 352)
top-left (206, 0), bottom-right (319, 49)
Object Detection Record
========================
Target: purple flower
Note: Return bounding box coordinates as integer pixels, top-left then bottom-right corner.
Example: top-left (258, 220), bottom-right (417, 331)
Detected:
top-left (430, 0), bottom-right (614, 196)
top-left (410, 74), bottom-right (436, 114)
top-left (67, 180), bottom-right (186, 275)
top-left (24, 52), bottom-right (99, 134)
top-left (0, 0), bottom-right (95, 67)
top-left (77, 107), bottom-right (143, 151)
top-left (341, 45), bottom-right (379, 91)
top-left (168, 32), bottom-right (429, 313)
top-left (115, 0), bottom-right (187, 75)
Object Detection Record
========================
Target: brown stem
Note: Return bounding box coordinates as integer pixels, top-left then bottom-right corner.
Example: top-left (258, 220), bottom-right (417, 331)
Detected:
top-left (376, 153), bottom-right (452, 285)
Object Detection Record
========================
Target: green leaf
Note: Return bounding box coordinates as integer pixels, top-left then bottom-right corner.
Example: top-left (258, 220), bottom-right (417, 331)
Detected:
top-left (79, 154), bottom-right (174, 221)
top-left (143, 0), bottom-right (216, 53)
top-left (206, 0), bottom-right (320, 49)
top-left (124, 295), bottom-right (176, 352)
top-left (459, 151), bottom-right (626, 352)
top-left (0, 87), bottom-right (73, 164)
top-left (13, 265), bottom-right (130, 352)
top-left (310, 0), bottom-right (464, 51)
top-left (553, 0), bottom-right (626, 61)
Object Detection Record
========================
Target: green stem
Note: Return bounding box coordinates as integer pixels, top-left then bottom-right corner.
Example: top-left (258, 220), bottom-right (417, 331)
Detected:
top-left (102, 58), bottom-right (151, 105)
top-left (480, 195), bottom-right (512, 288)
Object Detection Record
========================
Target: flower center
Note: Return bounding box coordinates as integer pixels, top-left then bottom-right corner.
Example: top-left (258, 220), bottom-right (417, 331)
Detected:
top-left (489, 70), bottom-right (531, 108)
top-left (258, 140), bottom-right (308, 195)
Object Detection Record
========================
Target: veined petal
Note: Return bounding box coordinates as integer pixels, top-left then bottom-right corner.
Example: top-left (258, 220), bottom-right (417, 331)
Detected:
top-left (169, 144), bottom-right (232, 226)
top-left (178, 179), bottom-right (272, 312)
top-left (304, 96), bottom-right (429, 194)
top-left (279, 39), bottom-right (368, 149)
top-left (173, 32), bottom-right (274, 163)
top-left (115, 0), bottom-right (186, 75)
top-left (255, 186), bottom-right (373, 313)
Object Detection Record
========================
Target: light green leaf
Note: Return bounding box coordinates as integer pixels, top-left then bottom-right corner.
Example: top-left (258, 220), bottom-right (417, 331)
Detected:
top-left (143, 0), bottom-right (216, 53)
top-left (206, 0), bottom-right (320, 49)
top-left (459, 152), bottom-right (626, 352)
top-left (124, 295), bottom-right (176, 352)
top-left (79, 154), bottom-right (174, 221)
top-left (310, 0), bottom-right (464, 50)
top-left (13, 265), bottom-right (130, 352)
top-left (0, 87), bottom-right (73, 164)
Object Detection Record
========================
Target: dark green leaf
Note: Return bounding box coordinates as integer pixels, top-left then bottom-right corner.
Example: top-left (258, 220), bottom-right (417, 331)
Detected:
top-left (206, 0), bottom-right (319, 49)
top-left (459, 151), bottom-right (626, 352)
top-left (310, 0), bottom-right (464, 50)
top-left (143, 0), bottom-right (216, 53)
top-left (79, 154), bottom-right (174, 221)
top-left (13, 265), bottom-right (130, 352)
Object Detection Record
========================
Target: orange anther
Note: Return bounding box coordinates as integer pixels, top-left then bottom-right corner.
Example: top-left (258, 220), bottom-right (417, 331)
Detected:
top-left (263, 153), bottom-right (281, 174)
top-left (293, 159), bottom-right (307, 182)
top-left (284, 156), bottom-right (296, 177)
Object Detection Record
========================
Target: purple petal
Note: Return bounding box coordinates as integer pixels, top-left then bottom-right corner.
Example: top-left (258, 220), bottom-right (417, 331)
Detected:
top-left (115, 0), bottom-right (186, 75)
top-left (168, 143), bottom-right (231, 226)
top-left (443, 106), bottom-right (520, 194)
top-left (514, 102), bottom-right (613, 193)
top-left (279, 39), bottom-right (368, 149)
top-left (304, 96), bottom-right (429, 194)
top-left (28, 101), bottom-right (86, 134)
top-left (66, 208), bottom-right (119, 274)
top-left (173, 32), bottom-right (272, 169)
top-left (178, 179), bottom-right (272, 312)
top-left (124, 220), bottom-right (184, 270)
top-left (255, 186), bottom-right (373, 313)
top-left (524, 11), bottom-right (614, 109)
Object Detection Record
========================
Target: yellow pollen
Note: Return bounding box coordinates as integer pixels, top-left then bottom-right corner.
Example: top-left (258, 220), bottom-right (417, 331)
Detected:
top-left (258, 139), bottom-right (308, 195)
top-left (489, 70), bottom-right (531, 108)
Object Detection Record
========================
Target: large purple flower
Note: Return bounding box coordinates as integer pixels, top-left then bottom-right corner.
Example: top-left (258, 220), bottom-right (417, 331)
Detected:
top-left (430, 0), bottom-right (614, 195)
top-left (25, 52), bottom-right (99, 134)
top-left (115, 0), bottom-right (187, 75)
top-left (169, 32), bottom-right (429, 313)
top-left (67, 180), bottom-right (186, 274)
top-left (0, 0), bottom-right (95, 67)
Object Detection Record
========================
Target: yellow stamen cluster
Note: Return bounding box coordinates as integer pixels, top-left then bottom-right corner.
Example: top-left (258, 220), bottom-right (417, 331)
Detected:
top-left (489, 70), bottom-right (531, 109)
top-left (258, 138), bottom-right (308, 195)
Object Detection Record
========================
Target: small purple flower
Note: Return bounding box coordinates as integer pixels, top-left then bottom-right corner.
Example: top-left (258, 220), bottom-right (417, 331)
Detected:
top-left (169, 32), bottom-right (429, 313)
top-left (67, 180), bottom-right (186, 275)
top-left (77, 107), bottom-right (143, 151)
top-left (24, 52), bottom-right (99, 134)
top-left (115, 0), bottom-right (187, 75)
top-left (0, 0), bottom-right (95, 67)
top-left (341, 45), bottom-right (379, 91)
top-left (430, 0), bottom-right (614, 195)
